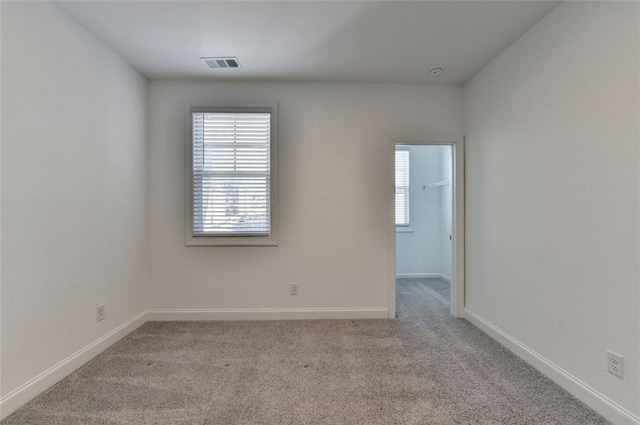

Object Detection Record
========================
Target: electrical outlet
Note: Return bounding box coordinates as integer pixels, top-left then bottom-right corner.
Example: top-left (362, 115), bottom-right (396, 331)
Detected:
top-left (607, 351), bottom-right (624, 379)
top-left (290, 282), bottom-right (299, 295)
top-left (96, 304), bottom-right (106, 322)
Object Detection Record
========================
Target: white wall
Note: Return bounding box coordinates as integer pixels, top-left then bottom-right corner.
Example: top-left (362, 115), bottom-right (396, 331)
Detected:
top-left (439, 146), bottom-right (452, 279)
top-left (396, 145), bottom-right (452, 278)
top-left (149, 81), bottom-right (463, 312)
top-left (1, 0), bottom-right (149, 400)
top-left (464, 1), bottom-right (639, 418)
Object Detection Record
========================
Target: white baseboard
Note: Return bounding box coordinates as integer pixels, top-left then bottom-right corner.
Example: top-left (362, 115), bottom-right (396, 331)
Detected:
top-left (146, 307), bottom-right (389, 321)
top-left (464, 309), bottom-right (640, 425)
top-left (396, 273), bottom-right (450, 282)
top-left (0, 310), bottom-right (148, 421)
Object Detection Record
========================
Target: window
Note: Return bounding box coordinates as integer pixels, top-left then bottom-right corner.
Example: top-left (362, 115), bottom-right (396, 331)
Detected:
top-left (186, 105), bottom-right (278, 246)
top-left (395, 147), bottom-right (410, 227)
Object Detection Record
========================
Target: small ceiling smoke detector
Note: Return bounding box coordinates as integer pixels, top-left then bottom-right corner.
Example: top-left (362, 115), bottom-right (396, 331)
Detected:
top-left (201, 56), bottom-right (241, 69)
top-left (429, 66), bottom-right (444, 76)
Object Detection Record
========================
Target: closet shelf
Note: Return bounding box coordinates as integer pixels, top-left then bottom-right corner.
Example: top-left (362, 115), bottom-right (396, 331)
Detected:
top-left (422, 180), bottom-right (451, 189)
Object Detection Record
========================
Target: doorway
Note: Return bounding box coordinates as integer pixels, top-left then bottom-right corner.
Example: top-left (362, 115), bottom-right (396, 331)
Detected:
top-left (389, 138), bottom-right (464, 319)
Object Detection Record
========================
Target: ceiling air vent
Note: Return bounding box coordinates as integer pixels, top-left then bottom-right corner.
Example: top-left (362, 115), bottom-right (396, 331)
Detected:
top-left (201, 57), bottom-right (241, 69)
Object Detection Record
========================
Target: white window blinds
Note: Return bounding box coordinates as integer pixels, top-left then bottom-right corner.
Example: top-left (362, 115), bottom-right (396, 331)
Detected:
top-left (192, 111), bottom-right (271, 236)
top-left (395, 148), bottom-right (410, 226)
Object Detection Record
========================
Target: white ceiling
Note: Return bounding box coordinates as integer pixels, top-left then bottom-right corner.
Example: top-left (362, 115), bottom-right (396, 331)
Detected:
top-left (55, 1), bottom-right (559, 84)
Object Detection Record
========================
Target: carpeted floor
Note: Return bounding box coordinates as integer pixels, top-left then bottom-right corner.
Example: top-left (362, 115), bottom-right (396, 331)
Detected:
top-left (3, 278), bottom-right (608, 424)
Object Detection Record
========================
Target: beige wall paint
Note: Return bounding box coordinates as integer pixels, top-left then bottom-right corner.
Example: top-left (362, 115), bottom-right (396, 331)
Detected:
top-left (1, 1), bottom-right (149, 398)
top-left (464, 1), bottom-right (639, 416)
top-left (148, 81), bottom-right (463, 312)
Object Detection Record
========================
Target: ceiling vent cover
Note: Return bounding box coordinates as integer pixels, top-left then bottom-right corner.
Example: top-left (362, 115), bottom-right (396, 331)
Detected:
top-left (201, 57), bottom-right (241, 69)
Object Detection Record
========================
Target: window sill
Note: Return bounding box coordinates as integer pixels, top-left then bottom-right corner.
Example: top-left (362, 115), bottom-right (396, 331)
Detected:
top-left (185, 236), bottom-right (278, 246)
top-left (395, 227), bottom-right (414, 233)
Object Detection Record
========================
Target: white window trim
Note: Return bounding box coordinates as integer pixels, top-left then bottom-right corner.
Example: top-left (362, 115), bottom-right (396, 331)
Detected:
top-left (395, 227), bottom-right (414, 233)
top-left (184, 103), bottom-right (279, 246)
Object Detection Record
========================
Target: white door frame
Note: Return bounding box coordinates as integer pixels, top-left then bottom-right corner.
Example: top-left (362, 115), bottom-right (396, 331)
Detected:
top-left (388, 135), bottom-right (465, 318)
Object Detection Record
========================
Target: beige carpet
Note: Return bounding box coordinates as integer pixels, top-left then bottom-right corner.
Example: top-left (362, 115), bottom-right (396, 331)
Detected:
top-left (2, 278), bottom-right (608, 424)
